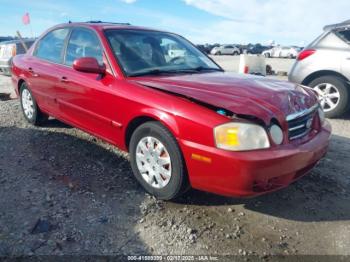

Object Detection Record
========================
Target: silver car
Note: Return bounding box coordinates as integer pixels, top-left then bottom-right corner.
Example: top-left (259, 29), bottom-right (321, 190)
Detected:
top-left (289, 20), bottom-right (350, 118)
top-left (210, 45), bottom-right (240, 55)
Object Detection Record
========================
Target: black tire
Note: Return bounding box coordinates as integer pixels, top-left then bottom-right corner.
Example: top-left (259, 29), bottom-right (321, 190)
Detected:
top-left (216, 51), bottom-right (221, 55)
top-left (19, 82), bottom-right (48, 125)
top-left (129, 121), bottom-right (189, 200)
top-left (264, 53), bottom-right (270, 58)
top-left (233, 51), bottom-right (239, 56)
top-left (309, 76), bottom-right (349, 118)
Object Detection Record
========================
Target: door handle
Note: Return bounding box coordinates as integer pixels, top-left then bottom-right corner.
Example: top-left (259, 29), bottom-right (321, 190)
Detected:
top-left (28, 67), bottom-right (39, 77)
top-left (60, 76), bottom-right (69, 83)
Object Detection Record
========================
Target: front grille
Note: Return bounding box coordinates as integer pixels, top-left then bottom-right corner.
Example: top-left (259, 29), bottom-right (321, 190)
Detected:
top-left (287, 104), bottom-right (318, 140)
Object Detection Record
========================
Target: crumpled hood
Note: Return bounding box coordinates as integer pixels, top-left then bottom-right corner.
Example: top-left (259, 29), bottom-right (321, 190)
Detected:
top-left (131, 72), bottom-right (318, 125)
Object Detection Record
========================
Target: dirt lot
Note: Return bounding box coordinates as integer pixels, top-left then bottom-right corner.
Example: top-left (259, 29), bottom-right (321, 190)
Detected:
top-left (0, 56), bottom-right (350, 260)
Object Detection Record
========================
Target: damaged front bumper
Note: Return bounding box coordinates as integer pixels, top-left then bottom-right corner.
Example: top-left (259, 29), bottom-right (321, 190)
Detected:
top-left (179, 121), bottom-right (331, 197)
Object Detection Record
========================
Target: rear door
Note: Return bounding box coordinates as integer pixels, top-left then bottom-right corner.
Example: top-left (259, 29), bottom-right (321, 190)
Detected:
top-left (337, 29), bottom-right (350, 80)
top-left (29, 28), bottom-right (70, 113)
top-left (54, 27), bottom-right (121, 143)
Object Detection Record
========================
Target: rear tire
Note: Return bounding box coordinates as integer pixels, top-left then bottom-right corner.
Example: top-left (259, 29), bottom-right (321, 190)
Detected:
top-left (20, 82), bottom-right (48, 125)
top-left (129, 121), bottom-right (189, 200)
top-left (309, 76), bottom-right (349, 118)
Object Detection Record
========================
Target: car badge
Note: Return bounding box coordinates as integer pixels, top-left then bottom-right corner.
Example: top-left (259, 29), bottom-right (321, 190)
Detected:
top-left (306, 117), bottom-right (313, 129)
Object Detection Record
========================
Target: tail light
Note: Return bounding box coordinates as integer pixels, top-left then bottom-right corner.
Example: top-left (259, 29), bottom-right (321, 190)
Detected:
top-left (297, 49), bottom-right (315, 61)
top-left (244, 65), bottom-right (249, 74)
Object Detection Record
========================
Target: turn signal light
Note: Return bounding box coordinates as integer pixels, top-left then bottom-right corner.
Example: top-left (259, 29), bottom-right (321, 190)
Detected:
top-left (216, 126), bottom-right (240, 146)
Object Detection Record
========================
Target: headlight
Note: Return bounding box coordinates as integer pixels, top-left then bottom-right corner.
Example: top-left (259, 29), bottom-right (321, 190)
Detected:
top-left (214, 122), bottom-right (270, 151)
top-left (270, 124), bottom-right (283, 145)
top-left (318, 107), bottom-right (325, 124)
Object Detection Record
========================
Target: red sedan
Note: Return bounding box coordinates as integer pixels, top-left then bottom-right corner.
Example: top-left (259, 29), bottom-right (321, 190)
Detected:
top-left (11, 22), bottom-right (331, 200)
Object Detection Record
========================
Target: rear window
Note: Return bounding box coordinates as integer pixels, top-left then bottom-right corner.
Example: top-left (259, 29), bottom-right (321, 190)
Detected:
top-left (336, 29), bottom-right (350, 43)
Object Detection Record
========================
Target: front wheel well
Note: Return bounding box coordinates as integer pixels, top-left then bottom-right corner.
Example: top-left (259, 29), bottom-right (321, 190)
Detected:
top-left (302, 70), bottom-right (349, 86)
top-left (125, 116), bottom-right (158, 150)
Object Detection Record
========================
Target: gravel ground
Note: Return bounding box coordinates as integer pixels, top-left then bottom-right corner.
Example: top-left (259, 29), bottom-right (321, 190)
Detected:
top-left (0, 61), bottom-right (350, 260)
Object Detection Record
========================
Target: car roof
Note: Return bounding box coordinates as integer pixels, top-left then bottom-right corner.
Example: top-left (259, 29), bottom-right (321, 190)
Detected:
top-left (52, 21), bottom-right (160, 32)
top-left (324, 19), bottom-right (350, 31)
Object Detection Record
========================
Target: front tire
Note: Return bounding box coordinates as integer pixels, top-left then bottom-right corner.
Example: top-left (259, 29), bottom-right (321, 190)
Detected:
top-left (20, 82), bottom-right (48, 125)
top-left (129, 122), bottom-right (189, 200)
top-left (309, 76), bottom-right (349, 118)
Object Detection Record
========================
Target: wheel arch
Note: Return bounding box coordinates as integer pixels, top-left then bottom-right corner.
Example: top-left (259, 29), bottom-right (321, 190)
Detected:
top-left (124, 109), bottom-right (180, 151)
top-left (17, 78), bottom-right (26, 93)
top-left (302, 70), bottom-right (350, 86)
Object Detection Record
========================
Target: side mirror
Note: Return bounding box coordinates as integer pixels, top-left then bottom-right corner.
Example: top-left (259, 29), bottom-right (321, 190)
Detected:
top-left (73, 57), bottom-right (106, 74)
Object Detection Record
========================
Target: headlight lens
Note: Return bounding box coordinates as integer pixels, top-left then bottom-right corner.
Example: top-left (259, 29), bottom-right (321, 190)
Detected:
top-left (318, 107), bottom-right (325, 124)
top-left (214, 122), bottom-right (270, 151)
top-left (269, 124), bottom-right (283, 145)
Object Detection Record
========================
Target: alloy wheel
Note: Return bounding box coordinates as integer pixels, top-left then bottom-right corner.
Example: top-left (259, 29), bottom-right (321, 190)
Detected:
top-left (21, 89), bottom-right (34, 119)
top-left (313, 83), bottom-right (340, 112)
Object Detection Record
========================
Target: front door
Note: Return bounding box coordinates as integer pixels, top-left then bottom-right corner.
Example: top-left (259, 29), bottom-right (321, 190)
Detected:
top-left (54, 27), bottom-right (123, 145)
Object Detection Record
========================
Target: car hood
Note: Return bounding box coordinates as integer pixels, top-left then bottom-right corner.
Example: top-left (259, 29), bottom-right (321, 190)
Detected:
top-left (131, 72), bottom-right (318, 125)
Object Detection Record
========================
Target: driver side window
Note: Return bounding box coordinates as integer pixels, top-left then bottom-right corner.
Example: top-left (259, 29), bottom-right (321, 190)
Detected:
top-left (64, 28), bottom-right (103, 66)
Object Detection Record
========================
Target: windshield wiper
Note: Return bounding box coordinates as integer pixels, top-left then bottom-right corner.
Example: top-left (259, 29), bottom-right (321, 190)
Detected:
top-left (128, 67), bottom-right (224, 77)
top-left (128, 69), bottom-right (183, 77)
top-left (187, 66), bottom-right (224, 72)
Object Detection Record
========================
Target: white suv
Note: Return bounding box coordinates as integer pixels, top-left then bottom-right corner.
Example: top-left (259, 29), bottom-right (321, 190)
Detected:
top-left (262, 46), bottom-right (300, 58)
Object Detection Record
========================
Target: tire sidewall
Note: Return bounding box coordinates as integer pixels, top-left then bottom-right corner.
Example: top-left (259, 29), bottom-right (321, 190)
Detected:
top-left (129, 122), bottom-right (186, 200)
top-left (309, 76), bottom-right (349, 118)
top-left (20, 83), bottom-right (38, 124)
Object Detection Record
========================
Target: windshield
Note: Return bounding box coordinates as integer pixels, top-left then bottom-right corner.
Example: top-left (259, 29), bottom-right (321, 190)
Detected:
top-left (105, 29), bottom-right (222, 76)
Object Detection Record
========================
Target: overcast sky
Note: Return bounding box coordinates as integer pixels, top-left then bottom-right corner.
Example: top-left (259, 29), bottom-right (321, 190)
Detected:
top-left (0, 0), bottom-right (349, 45)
